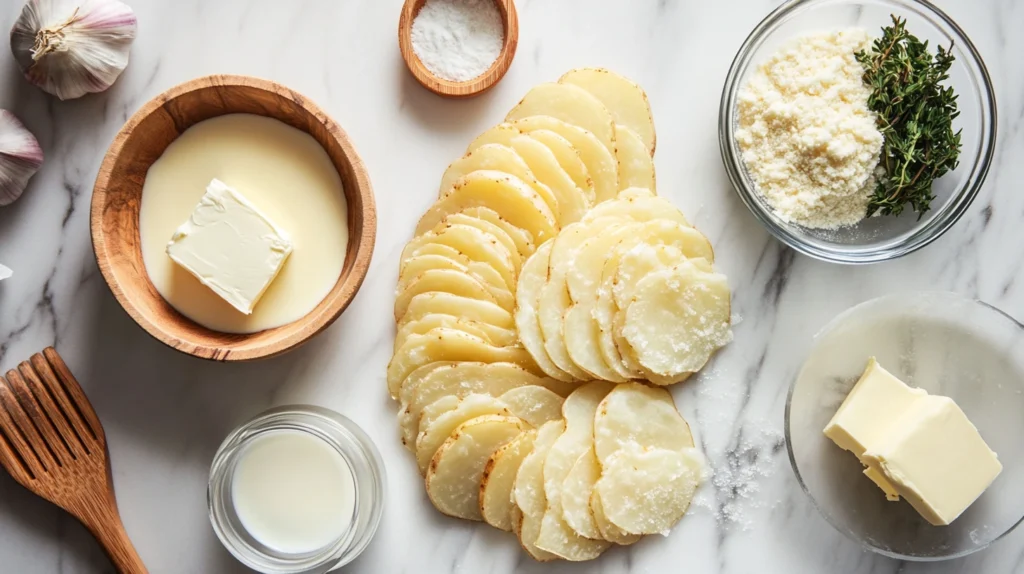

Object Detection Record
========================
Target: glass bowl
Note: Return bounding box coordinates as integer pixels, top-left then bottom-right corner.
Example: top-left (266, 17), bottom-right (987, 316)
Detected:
top-left (719, 0), bottom-right (996, 264)
top-left (786, 292), bottom-right (1024, 560)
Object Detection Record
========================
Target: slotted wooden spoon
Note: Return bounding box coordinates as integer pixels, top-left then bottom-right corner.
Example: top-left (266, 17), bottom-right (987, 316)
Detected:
top-left (0, 347), bottom-right (147, 573)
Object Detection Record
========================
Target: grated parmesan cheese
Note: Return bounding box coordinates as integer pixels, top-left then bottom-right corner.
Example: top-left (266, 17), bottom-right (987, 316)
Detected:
top-left (735, 29), bottom-right (883, 230)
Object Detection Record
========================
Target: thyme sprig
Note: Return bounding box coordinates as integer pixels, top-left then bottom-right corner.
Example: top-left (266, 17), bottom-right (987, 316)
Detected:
top-left (856, 15), bottom-right (962, 218)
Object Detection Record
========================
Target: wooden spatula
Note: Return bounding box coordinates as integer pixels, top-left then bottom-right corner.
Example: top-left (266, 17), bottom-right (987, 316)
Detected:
top-left (0, 347), bottom-right (147, 574)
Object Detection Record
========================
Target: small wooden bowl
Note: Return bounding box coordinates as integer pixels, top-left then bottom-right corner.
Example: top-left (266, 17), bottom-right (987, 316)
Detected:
top-left (90, 75), bottom-right (376, 361)
top-left (398, 0), bottom-right (519, 98)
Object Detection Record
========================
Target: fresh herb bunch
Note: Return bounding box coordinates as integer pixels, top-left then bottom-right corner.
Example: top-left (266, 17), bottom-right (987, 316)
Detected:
top-left (856, 15), bottom-right (962, 218)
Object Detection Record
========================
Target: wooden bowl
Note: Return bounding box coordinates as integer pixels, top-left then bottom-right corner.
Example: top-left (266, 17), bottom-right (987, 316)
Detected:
top-left (90, 75), bottom-right (376, 361)
top-left (398, 0), bottom-right (519, 98)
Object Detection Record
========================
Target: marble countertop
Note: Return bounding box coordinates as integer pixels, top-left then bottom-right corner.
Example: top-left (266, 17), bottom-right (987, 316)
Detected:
top-left (1, 0), bottom-right (1022, 572)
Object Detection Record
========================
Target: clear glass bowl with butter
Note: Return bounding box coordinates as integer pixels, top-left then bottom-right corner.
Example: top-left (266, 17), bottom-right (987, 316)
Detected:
top-left (786, 292), bottom-right (1024, 560)
top-left (719, 0), bottom-right (996, 264)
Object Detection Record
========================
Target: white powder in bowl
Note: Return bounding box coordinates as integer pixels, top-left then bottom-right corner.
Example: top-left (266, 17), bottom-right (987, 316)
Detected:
top-left (735, 29), bottom-right (884, 230)
top-left (411, 0), bottom-right (504, 83)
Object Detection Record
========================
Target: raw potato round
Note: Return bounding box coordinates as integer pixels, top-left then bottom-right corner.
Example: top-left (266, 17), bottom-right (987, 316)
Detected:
top-left (426, 415), bottom-right (525, 520)
top-left (590, 488), bottom-right (641, 545)
top-left (397, 252), bottom-right (511, 310)
top-left (508, 135), bottom-right (589, 225)
top-left (435, 213), bottom-right (524, 275)
top-left (595, 446), bottom-right (704, 535)
top-left (416, 170), bottom-right (558, 245)
top-left (622, 261), bottom-right (732, 377)
top-left (536, 382), bottom-right (613, 560)
top-left (512, 116), bottom-right (619, 203)
top-left (505, 83), bottom-right (616, 155)
top-left (497, 386), bottom-right (564, 428)
top-left (386, 328), bottom-right (537, 398)
top-left (439, 145), bottom-right (557, 220)
top-left (613, 124), bottom-right (656, 191)
top-left (583, 193), bottom-right (687, 226)
top-left (526, 129), bottom-right (594, 202)
top-left (399, 292), bottom-right (516, 342)
top-left (393, 314), bottom-right (493, 353)
top-left (560, 448), bottom-right (603, 540)
top-left (458, 206), bottom-right (535, 258)
top-left (513, 420), bottom-right (564, 562)
top-left (402, 223), bottom-right (518, 291)
top-left (593, 383), bottom-right (694, 464)
top-left (416, 394), bottom-right (513, 473)
top-left (515, 243), bottom-right (572, 381)
top-left (394, 268), bottom-right (500, 321)
top-left (398, 362), bottom-right (570, 448)
top-left (480, 430), bottom-right (536, 531)
top-left (559, 68), bottom-right (656, 154)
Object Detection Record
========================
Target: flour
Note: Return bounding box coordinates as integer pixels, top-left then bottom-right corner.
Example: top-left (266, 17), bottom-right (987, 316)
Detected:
top-left (735, 29), bottom-right (883, 230)
top-left (411, 0), bottom-right (504, 82)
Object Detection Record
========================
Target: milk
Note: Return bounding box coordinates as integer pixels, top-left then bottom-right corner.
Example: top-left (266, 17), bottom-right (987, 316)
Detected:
top-left (231, 430), bottom-right (356, 554)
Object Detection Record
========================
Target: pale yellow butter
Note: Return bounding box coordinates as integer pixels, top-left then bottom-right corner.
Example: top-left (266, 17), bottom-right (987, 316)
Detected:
top-left (824, 358), bottom-right (1001, 525)
top-left (167, 179), bottom-right (293, 315)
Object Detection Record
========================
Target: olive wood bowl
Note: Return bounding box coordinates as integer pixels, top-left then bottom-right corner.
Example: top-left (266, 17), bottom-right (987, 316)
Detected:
top-left (90, 75), bottom-right (376, 361)
top-left (398, 0), bottom-right (519, 98)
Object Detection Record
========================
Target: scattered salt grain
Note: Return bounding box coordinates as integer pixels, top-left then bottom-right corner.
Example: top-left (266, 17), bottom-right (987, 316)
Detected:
top-left (411, 0), bottom-right (504, 82)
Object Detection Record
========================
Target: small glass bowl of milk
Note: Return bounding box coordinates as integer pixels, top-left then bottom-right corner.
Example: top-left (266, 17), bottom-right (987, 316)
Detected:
top-left (208, 405), bottom-right (385, 573)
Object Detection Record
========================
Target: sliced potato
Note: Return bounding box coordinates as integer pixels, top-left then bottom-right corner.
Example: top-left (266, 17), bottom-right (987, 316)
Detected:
top-left (508, 135), bottom-right (589, 225)
top-left (393, 314), bottom-right (493, 352)
top-left (459, 206), bottom-right (535, 258)
top-left (583, 193), bottom-right (688, 227)
top-left (527, 129), bottom-right (594, 203)
top-left (416, 170), bottom-right (559, 245)
top-left (614, 124), bottom-right (656, 191)
top-left (394, 268), bottom-right (499, 321)
top-left (622, 261), bottom-right (732, 377)
top-left (438, 145), bottom-right (558, 222)
top-left (481, 429), bottom-right (536, 531)
top-left (402, 223), bottom-right (517, 290)
top-left (590, 486), bottom-right (642, 545)
top-left (497, 386), bottom-right (564, 427)
top-left (560, 449), bottom-right (603, 540)
top-left (398, 253), bottom-right (513, 312)
top-left (515, 242), bottom-right (573, 382)
top-left (387, 328), bottom-right (537, 399)
top-left (537, 218), bottom-right (621, 380)
top-left (435, 212), bottom-right (523, 274)
top-left (398, 362), bottom-right (568, 448)
top-left (512, 116), bottom-right (619, 203)
top-left (559, 68), bottom-right (656, 154)
top-left (536, 382), bottom-right (614, 559)
top-left (416, 394), bottom-right (513, 473)
top-left (426, 415), bottom-right (525, 520)
top-left (399, 293), bottom-right (516, 346)
top-left (593, 383), bottom-right (694, 464)
top-left (513, 420), bottom-right (564, 562)
top-left (505, 83), bottom-right (616, 155)
top-left (595, 446), bottom-right (704, 535)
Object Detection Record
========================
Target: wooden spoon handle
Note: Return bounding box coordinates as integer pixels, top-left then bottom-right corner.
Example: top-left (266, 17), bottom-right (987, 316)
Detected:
top-left (74, 494), bottom-right (149, 574)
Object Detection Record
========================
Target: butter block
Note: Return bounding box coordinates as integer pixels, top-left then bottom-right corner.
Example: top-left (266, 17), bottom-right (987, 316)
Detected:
top-left (167, 179), bottom-right (293, 315)
top-left (862, 396), bottom-right (1002, 526)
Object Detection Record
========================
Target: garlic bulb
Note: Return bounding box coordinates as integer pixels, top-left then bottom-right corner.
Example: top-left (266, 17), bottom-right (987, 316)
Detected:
top-left (0, 110), bottom-right (44, 206)
top-left (10, 0), bottom-right (138, 101)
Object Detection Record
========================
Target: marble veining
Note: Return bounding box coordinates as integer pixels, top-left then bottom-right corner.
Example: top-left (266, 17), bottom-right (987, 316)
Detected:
top-left (1, 0), bottom-right (1023, 572)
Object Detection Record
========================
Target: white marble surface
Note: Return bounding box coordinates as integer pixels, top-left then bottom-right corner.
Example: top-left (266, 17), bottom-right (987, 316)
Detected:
top-left (1, 0), bottom-right (1022, 572)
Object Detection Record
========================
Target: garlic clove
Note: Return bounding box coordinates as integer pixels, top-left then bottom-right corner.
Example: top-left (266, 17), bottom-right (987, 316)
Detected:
top-left (0, 109), bottom-right (44, 206)
top-left (0, 264), bottom-right (11, 281)
top-left (10, 0), bottom-right (138, 101)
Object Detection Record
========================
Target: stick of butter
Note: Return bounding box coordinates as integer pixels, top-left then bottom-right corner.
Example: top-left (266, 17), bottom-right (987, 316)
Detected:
top-left (824, 358), bottom-right (1002, 525)
top-left (167, 179), bottom-right (293, 315)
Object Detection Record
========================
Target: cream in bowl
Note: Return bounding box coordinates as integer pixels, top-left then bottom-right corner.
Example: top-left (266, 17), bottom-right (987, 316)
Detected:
top-left (140, 114), bottom-right (348, 334)
top-left (91, 75), bottom-right (375, 360)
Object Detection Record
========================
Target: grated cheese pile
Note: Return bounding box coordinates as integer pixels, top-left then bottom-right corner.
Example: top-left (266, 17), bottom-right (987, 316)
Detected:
top-left (735, 29), bottom-right (883, 230)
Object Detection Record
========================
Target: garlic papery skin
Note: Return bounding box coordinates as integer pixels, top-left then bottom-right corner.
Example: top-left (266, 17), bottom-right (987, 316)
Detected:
top-left (0, 110), bottom-right (44, 206)
top-left (10, 0), bottom-right (138, 101)
top-left (0, 264), bottom-right (11, 281)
